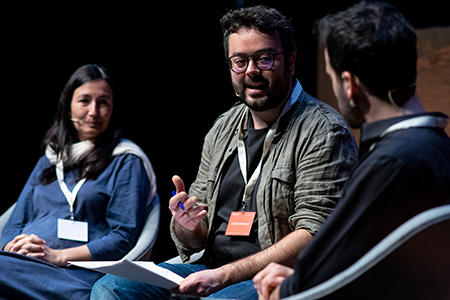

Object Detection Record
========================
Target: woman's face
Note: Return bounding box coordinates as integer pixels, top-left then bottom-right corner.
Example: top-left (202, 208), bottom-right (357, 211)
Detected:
top-left (70, 79), bottom-right (114, 142)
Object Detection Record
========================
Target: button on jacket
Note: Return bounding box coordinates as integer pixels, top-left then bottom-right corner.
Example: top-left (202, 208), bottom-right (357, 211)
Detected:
top-left (171, 81), bottom-right (359, 262)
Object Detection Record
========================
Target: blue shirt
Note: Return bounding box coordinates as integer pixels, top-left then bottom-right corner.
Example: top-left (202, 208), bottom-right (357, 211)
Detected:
top-left (1, 153), bottom-right (149, 260)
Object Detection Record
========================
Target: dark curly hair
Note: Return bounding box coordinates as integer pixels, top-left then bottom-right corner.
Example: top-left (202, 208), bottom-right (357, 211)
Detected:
top-left (315, 1), bottom-right (417, 105)
top-left (220, 5), bottom-right (297, 58)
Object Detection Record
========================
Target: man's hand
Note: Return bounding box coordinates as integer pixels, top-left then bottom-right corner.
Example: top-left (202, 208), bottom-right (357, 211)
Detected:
top-left (253, 262), bottom-right (295, 300)
top-left (173, 269), bottom-right (224, 297)
top-left (169, 175), bottom-right (207, 231)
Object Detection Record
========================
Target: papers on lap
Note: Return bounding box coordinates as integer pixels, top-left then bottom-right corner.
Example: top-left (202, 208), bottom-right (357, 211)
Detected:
top-left (69, 259), bottom-right (184, 290)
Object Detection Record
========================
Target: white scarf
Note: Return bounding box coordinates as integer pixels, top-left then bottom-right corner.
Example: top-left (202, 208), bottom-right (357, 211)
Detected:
top-left (45, 139), bottom-right (157, 207)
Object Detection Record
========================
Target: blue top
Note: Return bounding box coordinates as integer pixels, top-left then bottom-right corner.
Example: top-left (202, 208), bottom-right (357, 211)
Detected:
top-left (1, 153), bottom-right (149, 261)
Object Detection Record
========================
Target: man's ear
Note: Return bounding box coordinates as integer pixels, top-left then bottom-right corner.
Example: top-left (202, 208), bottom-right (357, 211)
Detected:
top-left (340, 71), bottom-right (359, 100)
top-left (287, 52), bottom-right (297, 76)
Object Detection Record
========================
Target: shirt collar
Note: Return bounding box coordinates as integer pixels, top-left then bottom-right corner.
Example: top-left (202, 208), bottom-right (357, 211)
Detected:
top-left (283, 79), bottom-right (302, 115)
top-left (360, 112), bottom-right (448, 155)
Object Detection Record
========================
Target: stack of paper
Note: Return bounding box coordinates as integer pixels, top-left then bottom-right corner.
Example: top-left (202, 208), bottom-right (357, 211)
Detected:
top-left (69, 259), bottom-right (184, 290)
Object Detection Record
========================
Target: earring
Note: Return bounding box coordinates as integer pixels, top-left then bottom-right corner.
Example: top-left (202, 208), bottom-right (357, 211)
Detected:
top-left (349, 99), bottom-right (357, 108)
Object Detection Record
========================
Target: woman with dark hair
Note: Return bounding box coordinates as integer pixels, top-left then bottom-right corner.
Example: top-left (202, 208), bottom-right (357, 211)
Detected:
top-left (0, 64), bottom-right (157, 299)
top-left (41, 64), bottom-right (124, 184)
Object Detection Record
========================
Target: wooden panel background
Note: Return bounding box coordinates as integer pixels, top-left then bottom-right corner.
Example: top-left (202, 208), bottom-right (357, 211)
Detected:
top-left (316, 26), bottom-right (450, 144)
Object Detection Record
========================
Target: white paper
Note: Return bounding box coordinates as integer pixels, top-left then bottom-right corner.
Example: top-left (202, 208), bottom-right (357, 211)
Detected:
top-left (57, 219), bottom-right (88, 242)
top-left (69, 259), bottom-right (184, 289)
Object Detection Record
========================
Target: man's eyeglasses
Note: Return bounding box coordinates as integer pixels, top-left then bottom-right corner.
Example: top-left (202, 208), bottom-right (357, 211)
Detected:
top-left (226, 52), bottom-right (284, 74)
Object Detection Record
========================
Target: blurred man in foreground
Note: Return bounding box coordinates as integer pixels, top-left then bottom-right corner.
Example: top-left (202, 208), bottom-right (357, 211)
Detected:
top-left (254, 2), bottom-right (450, 299)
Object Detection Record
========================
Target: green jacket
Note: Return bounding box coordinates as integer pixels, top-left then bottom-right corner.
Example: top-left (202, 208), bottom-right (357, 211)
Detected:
top-left (171, 87), bottom-right (358, 262)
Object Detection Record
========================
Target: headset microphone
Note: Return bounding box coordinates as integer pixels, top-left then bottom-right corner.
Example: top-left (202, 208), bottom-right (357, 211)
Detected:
top-left (71, 118), bottom-right (79, 123)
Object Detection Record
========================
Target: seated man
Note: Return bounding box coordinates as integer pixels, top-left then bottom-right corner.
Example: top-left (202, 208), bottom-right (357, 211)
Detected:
top-left (253, 2), bottom-right (450, 299)
top-left (91, 5), bottom-right (358, 300)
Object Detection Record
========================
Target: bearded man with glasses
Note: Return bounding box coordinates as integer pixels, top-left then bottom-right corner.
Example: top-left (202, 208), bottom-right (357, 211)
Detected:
top-left (91, 5), bottom-right (358, 300)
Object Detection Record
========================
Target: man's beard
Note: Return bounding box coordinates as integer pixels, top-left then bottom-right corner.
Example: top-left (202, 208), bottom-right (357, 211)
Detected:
top-left (232, 70), bottom-right (291, 112)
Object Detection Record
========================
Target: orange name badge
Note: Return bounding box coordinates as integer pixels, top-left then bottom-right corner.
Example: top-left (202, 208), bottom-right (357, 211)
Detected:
top-left (225, 212), bottom-right (256, 236)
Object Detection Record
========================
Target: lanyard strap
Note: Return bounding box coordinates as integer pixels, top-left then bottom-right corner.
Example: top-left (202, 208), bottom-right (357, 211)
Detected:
top-left (56, 159), bottom-right (86, 220)
top-left (369, 115), bottom-right (449, 152)
top-left (237, 111), bottom-right (278, 209)
top-left (237, 82), bottom-right (302, 209)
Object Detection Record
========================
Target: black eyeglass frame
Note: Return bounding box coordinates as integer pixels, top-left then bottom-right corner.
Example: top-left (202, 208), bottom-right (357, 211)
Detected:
top-left (226, 52), bottom-right (284, 74)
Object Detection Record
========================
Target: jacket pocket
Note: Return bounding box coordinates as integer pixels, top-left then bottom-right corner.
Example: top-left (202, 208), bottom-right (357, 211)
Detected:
top-left (271, 167), bottom-right (295, 219)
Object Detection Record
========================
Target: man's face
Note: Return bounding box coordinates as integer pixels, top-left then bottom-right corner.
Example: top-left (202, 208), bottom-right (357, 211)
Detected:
top-left (228, 28), bottom-right (294, 112)
top-left (324, 48), bottom-right (365, 128)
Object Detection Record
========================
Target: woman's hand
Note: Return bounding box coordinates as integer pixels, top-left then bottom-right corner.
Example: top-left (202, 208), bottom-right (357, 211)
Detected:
top-left (7, 233), bottom-right (46, 257)
top-left (38, 246), bottom-right (67, 266)
top-left (5, 234), bottom-right (78, 267)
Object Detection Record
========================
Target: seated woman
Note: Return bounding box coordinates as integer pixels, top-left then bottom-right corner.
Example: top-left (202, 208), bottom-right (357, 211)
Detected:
top-left (0, 64), bottom-right (157, 300)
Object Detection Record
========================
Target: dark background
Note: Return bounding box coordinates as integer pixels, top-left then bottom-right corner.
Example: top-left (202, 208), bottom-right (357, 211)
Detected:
top-left (2, 0), bottom-right (447, 263)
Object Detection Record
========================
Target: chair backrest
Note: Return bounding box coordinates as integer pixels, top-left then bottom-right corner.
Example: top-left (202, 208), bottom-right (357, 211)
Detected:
top-left (0, 203), bottom-right (17, 242)
top-left (122, 194), bottom-right (160, 261)
top-left (0, 196), bottom-right (160, 261)
top-left (165, 249), bottom-right (205, 264)
top-left (283, 205), bottom-right (450, 300)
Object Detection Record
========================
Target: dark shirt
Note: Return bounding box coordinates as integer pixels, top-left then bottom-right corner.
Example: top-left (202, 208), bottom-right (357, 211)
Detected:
top-left (210, 116), bottom-right (269, 267)
top-left (280, 112), bottom-right (450, 296)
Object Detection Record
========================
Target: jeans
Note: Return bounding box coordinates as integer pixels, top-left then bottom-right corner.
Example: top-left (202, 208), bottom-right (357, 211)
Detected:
top-left (91, 262), bottom-right (258, 300)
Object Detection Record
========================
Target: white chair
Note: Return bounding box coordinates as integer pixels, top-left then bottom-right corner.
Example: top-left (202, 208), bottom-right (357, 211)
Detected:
top-left (282, 205), bottom-right (450, 300)
top-left (0, 195), bottom-right (160, 262)
top-left (0, 203), bottom-right (17, 242)
top-left (123, 194), bottom-right (160, 261)
top-left (165, 249), bottom-right (205, 264)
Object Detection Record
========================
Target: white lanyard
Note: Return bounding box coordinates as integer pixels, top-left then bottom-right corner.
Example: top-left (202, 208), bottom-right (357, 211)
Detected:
top-left (369, 115), bottom-right (449, 152)
top-left (237, 111), bottom-right (277, 209)
top-left (56, 159), bottom-right (86, 220)
top-left (237, 81), bottom-right (302, 209)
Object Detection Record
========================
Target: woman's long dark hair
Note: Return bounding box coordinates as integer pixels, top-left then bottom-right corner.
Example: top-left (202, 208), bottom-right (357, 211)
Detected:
top-left (40, 64), bottom-right (123, 185)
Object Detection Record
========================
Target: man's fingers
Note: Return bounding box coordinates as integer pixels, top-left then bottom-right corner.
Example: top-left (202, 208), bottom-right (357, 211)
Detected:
top-left (172, 175), bottom-right (185, 194)
top-left (253, 265), bottom-right (270, 284)
top-left (176, 205), bottom-right (207, 231)
top-left (254, 263), bottom-right (294, 300)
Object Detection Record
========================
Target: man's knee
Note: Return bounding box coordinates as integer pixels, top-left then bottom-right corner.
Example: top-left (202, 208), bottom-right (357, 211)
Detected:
top-left (91, 275), bottom-right (128, 300)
